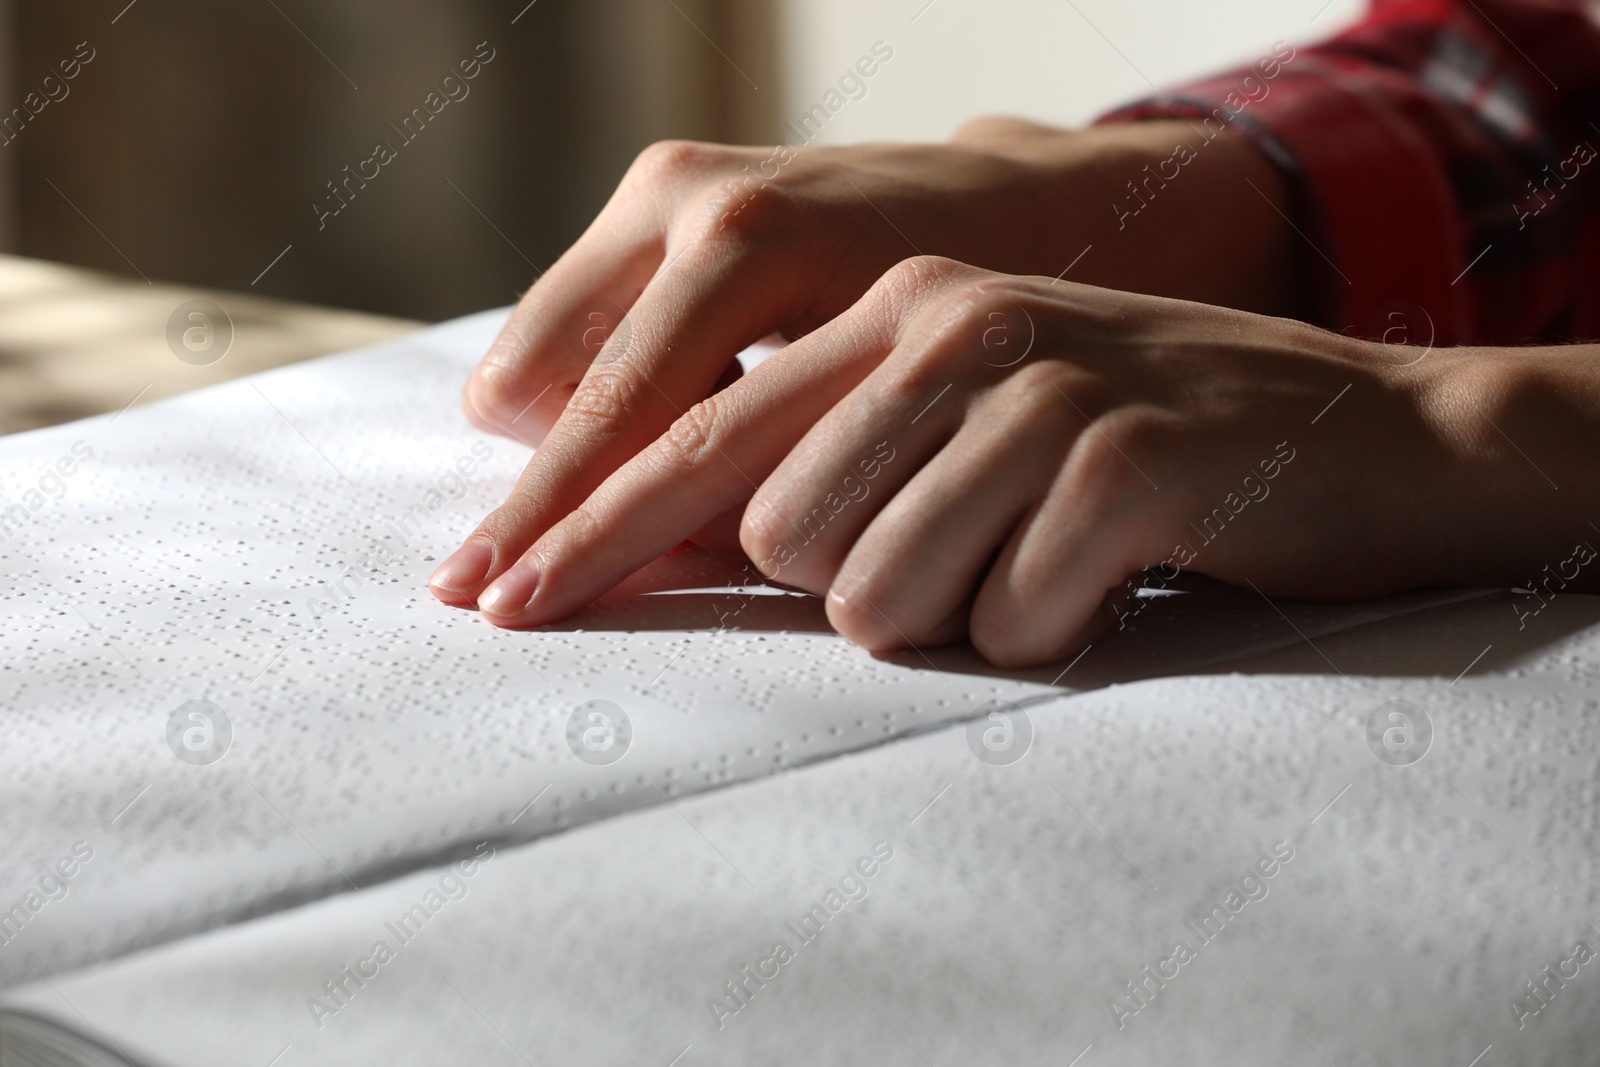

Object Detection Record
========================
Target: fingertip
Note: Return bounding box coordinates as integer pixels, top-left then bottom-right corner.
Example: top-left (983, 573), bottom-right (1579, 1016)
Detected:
top-left (428, 539), bottom-right (495, 605)
top-left (825, 585), bottom-right (901, 653)
top-left (969, 582), bottom-right (1121, 670)
top-left (477, 557), bottom-right (542, 624)
top-left (460, 378), bottom-right (498, 437)
top-left (827, 582), bottom-right (971, 654)
top-left (465, 350), bottom-right (567, 438)
top-left (462, 359), bottom-right (520, 432)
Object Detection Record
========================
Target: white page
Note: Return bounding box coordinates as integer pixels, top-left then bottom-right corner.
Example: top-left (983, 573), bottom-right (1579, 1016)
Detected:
top-left (0, 308), bottom-right (1489, 990)
top-left (5, 588), bottom-right (1597, 1067)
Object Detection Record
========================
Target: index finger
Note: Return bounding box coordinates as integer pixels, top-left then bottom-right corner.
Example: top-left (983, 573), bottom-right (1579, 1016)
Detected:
top-left (462, 140), bottom-right (722, 446)
top-left (472, 308), bottom-right (891, 626)
top-left (429, 234), bottom-right (815, 606)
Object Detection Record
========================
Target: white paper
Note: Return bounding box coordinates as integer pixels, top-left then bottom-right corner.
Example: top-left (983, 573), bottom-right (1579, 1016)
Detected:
top-left (6, 586), bottom-right (1599, 1066)
top-left (0, 308), bottom-right (1491, 993)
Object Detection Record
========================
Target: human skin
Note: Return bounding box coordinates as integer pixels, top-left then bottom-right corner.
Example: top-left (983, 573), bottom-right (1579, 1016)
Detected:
top-left (428, 121), bottom-right (1597, 666)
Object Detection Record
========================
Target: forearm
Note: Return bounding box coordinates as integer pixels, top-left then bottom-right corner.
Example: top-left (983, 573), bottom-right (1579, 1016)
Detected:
top-left (951, 118), bottom-right (1307, 318)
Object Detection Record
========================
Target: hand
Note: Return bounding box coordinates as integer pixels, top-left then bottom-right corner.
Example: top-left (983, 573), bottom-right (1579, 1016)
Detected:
top-left (429, 122), bottom-right (1303, 620)
top-left (445, 256), bottom-right (1459, 667)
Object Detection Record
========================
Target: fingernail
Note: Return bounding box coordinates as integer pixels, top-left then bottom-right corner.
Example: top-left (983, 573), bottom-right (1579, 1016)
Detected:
top-left (430, 540), bottom-right (494, 593)
top-left (479, 558), bottom-right (541, 618)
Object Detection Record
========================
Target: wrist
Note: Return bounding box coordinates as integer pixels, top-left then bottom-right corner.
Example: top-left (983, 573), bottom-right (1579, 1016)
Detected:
top-left (1403, 344), bottom-right (1600, 588)
top-left (952, 118), bottom-right (1309, 317)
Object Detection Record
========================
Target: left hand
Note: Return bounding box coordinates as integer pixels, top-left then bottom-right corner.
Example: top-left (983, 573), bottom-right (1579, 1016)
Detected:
top-left (449, 256), bottom-right (1449, 667)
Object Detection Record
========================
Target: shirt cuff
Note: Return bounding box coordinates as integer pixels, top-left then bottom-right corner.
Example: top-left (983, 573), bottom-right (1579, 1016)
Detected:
top-left (1098, 55), bottom-right (1475, 345)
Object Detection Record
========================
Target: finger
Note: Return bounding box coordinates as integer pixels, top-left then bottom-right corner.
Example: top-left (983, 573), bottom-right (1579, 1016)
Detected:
top-left (462, 140), bottom-right (736, 446)
top-left (824, 387), bottom-right (1077, 650)
top-left (969, 432), bottom-right (1168, 668)
top-left (473, 321), bottom-right (889, 625)
top-left (683, 360), bottom-right (751, 552)
top-left (431, 239), bottom-right (810, 606)
top-left (462, 217), bottom-right (662, 446)
top-left (738, 259), bottom-right (995, 593)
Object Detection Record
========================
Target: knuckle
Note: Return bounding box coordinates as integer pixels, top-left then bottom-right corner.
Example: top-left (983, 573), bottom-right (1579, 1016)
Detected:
top-left (1006, 363), bottom-right (1070, 413)
top-left (558, 364), bottom-right (649, 441)
top-left (696, 176), bottom-right (799, 248)
top-left (977, 306), bottom-right (1032, 369)
top-left (548, 501), bottom-right (604, 555)
top-left (949, 115), bottom-right (1013, 143)
top-left (876, 270), bottom-right (1019, 387)
top-left (629, 139), bottom-right (719, 185)
top-left (658, 395), bottom-right (727, 472)
top-left (995, 363), bottom-right (1081, 432)
top-left (970, 382), bottom-right (1061, 453)
top-left (876, 255), bottom-right (965, 303)
top-left (882, 310), bottom-right (991, 401)
top-left (896, 346), bottom-right (964, 398)
top-left (1103, 407), bottom-right (1168, 458)
top-left (471, 492), bottom-right (539, 547)
top-left (939, 280), bottom-right (1009, 339)
top-left (949, 115), bottom-right (1052, 145)
top-left (1070, 407), bottom-right (1165, 499)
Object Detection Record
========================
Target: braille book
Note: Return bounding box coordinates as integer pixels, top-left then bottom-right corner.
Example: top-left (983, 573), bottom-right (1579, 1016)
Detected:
top-left (4, 310), bottom-right (1552, 1067)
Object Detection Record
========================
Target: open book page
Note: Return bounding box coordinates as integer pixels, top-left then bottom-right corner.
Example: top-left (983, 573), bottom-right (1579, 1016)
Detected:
top-left (0, 309), bottom-right (1490, 991)
top-left (4, 591), bottom-right (1597, 1067)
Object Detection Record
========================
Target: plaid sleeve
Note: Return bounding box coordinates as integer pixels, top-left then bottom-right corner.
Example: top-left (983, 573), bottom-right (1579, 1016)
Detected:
top-left (1098, 0), bottom-right (1600, 346)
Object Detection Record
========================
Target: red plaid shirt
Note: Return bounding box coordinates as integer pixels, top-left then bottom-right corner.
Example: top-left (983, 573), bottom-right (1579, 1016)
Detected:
top-left (1101, 0), bottom-right (1600, 346)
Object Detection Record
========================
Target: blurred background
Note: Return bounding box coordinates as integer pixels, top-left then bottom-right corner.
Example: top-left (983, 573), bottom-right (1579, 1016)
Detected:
top-left (4, 0), bottom-right (1362, 319)
top-left (0, 0), bottom-right (1362, 432)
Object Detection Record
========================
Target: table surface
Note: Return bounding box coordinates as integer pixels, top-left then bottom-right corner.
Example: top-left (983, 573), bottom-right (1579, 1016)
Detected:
top-left (0, 255), bottom-right (423, 436)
